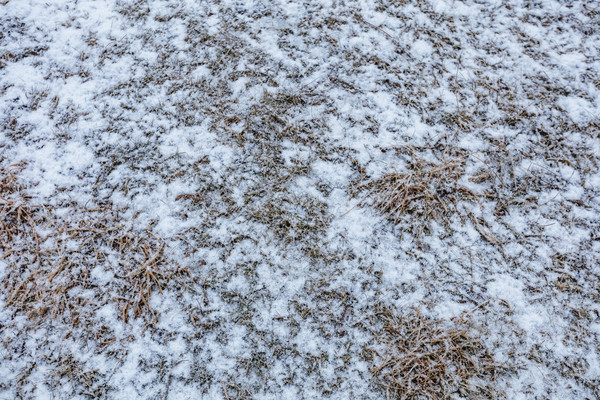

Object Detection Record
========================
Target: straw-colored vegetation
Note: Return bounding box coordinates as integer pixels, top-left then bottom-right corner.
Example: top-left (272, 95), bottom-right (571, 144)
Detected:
top-left (373, 309), bottom-right (504, 400)
top-left (1, 162), bottom-right (186, 329)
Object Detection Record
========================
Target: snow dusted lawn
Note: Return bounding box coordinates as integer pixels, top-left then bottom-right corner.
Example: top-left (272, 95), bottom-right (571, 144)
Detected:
top-left (1, 0), bottom-right (599, 398)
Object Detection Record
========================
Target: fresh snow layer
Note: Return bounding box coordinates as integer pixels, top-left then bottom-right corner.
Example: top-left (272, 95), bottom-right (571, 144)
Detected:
top-left (1, 0), bottom-right (599, 399)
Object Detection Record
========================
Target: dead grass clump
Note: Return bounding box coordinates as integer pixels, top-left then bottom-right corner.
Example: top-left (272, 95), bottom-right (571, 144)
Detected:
top-left (359, 155), bottom-right (476, 235)
top-left (212, 88), bottom-right (329, 151)
top-left (0, 162), bottom-right (40, 266)
top-left (0, 162), bottom-right (185, 329)
top-left (373, 310), bottom-right (502, 400)
top-left (46, 352), bottom-right (112, 399)
top-left (249, 192), bottom-right (331, 246)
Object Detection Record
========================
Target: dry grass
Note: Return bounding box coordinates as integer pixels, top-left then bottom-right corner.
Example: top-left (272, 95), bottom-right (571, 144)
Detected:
top-left (359, 152), bottom-right (476, 235)
top-left (0, 162), bottom-right (186, 329)
top-left (372, 309), bottom-right (503, 400)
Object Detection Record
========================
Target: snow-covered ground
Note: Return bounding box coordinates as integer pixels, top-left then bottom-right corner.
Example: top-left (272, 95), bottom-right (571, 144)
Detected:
top-left (1, 0), bottom-right (599, 398)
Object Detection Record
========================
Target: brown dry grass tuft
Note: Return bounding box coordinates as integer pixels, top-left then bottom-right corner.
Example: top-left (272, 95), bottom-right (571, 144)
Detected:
top-left (372, 309), bottom-right (503, 400)
top-left (359, 153), bottom-right (476, 235)
top-left (0, 162), bottom-right (186, 329)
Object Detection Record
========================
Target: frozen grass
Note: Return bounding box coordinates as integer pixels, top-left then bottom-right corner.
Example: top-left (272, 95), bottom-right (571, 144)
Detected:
top-left (358, 150), bottom-right (476, 236)
top-left (0, 163), bottom-right (187, 329)
top-left (372, 309), bottom-right (503, 400)
top-left (1, 0), bottom-right (600, 399)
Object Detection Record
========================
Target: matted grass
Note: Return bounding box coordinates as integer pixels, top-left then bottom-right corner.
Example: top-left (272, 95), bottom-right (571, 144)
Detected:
top-left (359, 152), bottom-right (477, 235)
top-left (0, 162), bottom-right (186, 329)
top-left (1, 0), bottom-right (599, 398)
top-left (372, 309), bottom-right (504, 400)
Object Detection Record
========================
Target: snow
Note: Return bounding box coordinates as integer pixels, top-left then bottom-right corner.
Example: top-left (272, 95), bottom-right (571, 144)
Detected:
top-left (1, 0), bottom-right (600, 398)
top-left (411, 40), bottom-right (434, 59)
top-left (559, 95), bottom-right (598, 125)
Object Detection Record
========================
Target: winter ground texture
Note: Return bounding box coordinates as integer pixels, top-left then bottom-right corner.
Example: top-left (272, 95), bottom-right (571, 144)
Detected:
top-left (1, 0), bottom-right (599, 399)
